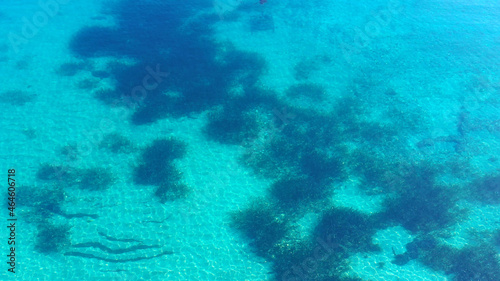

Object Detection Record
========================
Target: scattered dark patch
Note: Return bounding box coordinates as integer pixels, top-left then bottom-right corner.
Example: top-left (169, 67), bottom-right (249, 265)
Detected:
top-left (135, 160), bottom-right (180, 188)
top-left (22, 128), bottom-right (37, 139)
top-left (16, 185), bottom-right (65, 219)
top-left (357, 122), bottom-right (398, 144)
top-left (36, 163), bottom-right (75, 182)
top-left (418, 242), bottom-right (500, 281)
top-left (141, 138), bottom-right (186, 166)
top-left (69, 26), bottom-right (126, 58)
top-left (231, 199), bottom-right (289, 258)
top-left (244, 112), bottom-right (346, 181)
top-left (271, 236), bottom-right (366, 281)
top-left (380, 164), bottom-right (459, 233)
top-left (35, 223), bottom-right (71, 254)
top-left (16, 59), bottom-right (30, 70)
top-left (74, 167), bottom-right (114, 191)
top-left (494, 230), bottom-right (500, 249)
top-left (249, 14), bottom-right (275, 32)
top-left (154, 181), bottom-right (189, 203)
top-left (202, 86), bottom-right (282, 146)
top-left (94, 88), bottom-right (121, 105)
top-left (204, 107), bottom-right (259, 145)
top-left (61, 144), bottom-right (79, 161)
top-left (299, 150), bottom-right (343, 182)
top-left (472, 174), bottom-right (500, 205)
top-left (41, 165), bottom-right (115, 193)
top-left (350, 152), bottom-right (390, 188)
top-left (418, 244), bottom-right (458, 273)
top-left (134, 138), bottom-right (186, 186)
top-left (314, 207), bottom-right (379, 253)
top-left (0, 90), bottom-right (36, 106)
top-left (99, 133), bottom-right (132, 153)
top-left (134, 138), bottom-right (188, 202)
top-left (451, 245), bottom-right (500, 281)
top-left (17, 184), bottom-right (98, 224)
top-left (385, 88), bottom-right (398, 96)
top-left (69, 0), bottom-right (269, 127)
top-left (269, 177), bottom-right (328, 209)
top-left (286, 83), bottom-right (326, 101)
top-left (293, 58), bottom-right (321, 80)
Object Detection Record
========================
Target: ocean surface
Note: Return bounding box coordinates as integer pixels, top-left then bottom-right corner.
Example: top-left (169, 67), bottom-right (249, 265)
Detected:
top-left (1, 0), bottom-right (500, 280)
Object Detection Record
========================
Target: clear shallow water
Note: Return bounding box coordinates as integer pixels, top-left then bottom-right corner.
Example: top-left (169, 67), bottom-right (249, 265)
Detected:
top-left (1, 0), bottom-right (499, 280)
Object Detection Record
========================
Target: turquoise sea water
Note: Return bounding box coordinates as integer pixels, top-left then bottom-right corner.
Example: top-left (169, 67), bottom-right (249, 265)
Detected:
top-left (1, 0), bottom-right (500, 280)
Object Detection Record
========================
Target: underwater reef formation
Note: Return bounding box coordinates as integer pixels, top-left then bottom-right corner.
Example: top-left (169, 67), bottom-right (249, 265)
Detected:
top-left (17, 185), bottom-right (66, 223)
top-left (75, 167), bottom-right (115, 191)
top-left (269, 177), bottom-right (329, 210)
top-left (70, 0), bottom-right (267, 125)
top-left (451, 245), bottom-right (500, 281)
top-left (61, 1), bottom-right (495, 280)
top-left (35, 223), bottom-right (72, 254)
top-left (36, 163), bottom-right (74, 182)
top-left (314, 207), bottom-right (380, 253)
top-left (202, 86), bottom-right (282, 145)
top-left (231, 199), bottom-right (290, 258)
top-left (17, 184), bottom-right (98, 224)
top-left (471, 174), bottom-right (500, 205)
top-left (379, 164), bottom-right (459, 233)
top-left (392, 235), bottom-right (438, 266)
top-left (204, 107), bottom-right (260, 145)
top-left (418, 243), bottom-right (500, 281)
top-left (134, 138), bottom-right (189, 202)
top-left (231, 201), bottom-right (373, 280)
